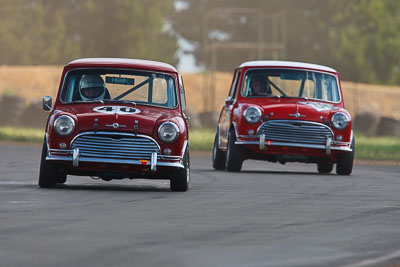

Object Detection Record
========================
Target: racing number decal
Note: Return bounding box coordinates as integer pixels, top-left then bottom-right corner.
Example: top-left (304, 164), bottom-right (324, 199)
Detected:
top-left (93, 106), bottom-right (141, 115)
top-left (95, 106), bottom-right (114, 112)
top-left (119, 107), bottom-right (138, 113)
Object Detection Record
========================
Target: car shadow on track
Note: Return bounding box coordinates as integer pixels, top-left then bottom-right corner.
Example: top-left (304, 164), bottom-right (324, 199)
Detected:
top-left (203, 169), bottom-right (333, 176)
top-left (52, 183), bottom-right (170, 192)
top-left (0, 181), bottom-right (170, 192)
top-left (241, 170), bottom-right (328, 175)
top-left (47, 181), bottom-right (170, 192)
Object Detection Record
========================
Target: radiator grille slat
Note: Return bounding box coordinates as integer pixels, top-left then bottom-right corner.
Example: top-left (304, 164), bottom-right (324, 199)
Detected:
top-left (72, 134), bottom-right (160, 160)
top-left (258, 120), bottom-right (333, 145)
top-left (74, 145), bottom-right (158, 153)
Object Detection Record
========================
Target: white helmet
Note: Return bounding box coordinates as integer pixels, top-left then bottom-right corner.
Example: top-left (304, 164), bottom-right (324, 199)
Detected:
top-left (79, 74), bottom-right (106, 101)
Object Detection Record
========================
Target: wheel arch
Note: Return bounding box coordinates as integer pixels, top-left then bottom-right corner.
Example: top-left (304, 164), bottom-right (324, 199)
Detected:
top-left (230, 122), bottom-right (239, 138)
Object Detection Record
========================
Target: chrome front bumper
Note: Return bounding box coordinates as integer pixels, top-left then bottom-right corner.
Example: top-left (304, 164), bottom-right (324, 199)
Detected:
top-left (45, 132), bottom-right (186, 171)
top-left (236, 133), bottom-right (353, 155)
top-left (46, 148), bottom-right (184, 171)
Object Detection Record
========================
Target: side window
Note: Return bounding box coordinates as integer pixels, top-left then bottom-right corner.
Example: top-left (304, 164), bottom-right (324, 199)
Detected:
top-left (179, 75), bottom-right (186, 110)
top-left (229, 70), bottom-right (241, 99)
top-left (152, 77), bottom-right (168, 104)
top-left (180, 87), bottom-right (186, 110)
top-left (302, 79), bottom-right (315, 98)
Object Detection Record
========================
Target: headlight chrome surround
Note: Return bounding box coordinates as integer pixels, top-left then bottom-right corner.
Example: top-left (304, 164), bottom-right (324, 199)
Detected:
top-left (158, 121), bottom-right (180, 143)
top-left (244, 106), bottom-right (262, 124)
top-left (331, 112), bottom-right (350, 130)
top-left (53, 115), bottom-right (75, 136)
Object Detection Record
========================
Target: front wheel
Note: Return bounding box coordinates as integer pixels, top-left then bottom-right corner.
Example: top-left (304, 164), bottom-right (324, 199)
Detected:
top-left (212, 134), bottom-right (225, 170)
top-left (56, 173), bottom-right (67, 184)
top-left (225, 130), bottom-right (243, 172)
top-left (38, 140), bottom-right (57, 188)
top-left (336, 138), bottom-right (355, 175)
top-left (317, 160), bottom-right (333, 173)
top-left (170, 150), bottom-right (190, 192)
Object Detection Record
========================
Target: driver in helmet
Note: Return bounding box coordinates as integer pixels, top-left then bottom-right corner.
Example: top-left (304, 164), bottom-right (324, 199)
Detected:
top-left (250, 75), bottom-right (268, 96)
top-left (79, 74), bottom-right (106, 101)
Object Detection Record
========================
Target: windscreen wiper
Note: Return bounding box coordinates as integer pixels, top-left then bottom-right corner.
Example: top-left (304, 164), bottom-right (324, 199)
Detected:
top-left (103, 99), bottom-right (136, 105)
top-left (72, 100), bottom-right (104, 104)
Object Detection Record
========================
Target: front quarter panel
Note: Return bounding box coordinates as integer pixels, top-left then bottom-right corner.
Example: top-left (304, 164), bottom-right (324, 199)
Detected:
top-left (46, 110), bottom-right (79, 150)
top-left (154, 115), bottom-right (188, 157)
top-left (232, 102), bottom-right (264, 137)
top-left (329, 108), bottom-right (352, 142)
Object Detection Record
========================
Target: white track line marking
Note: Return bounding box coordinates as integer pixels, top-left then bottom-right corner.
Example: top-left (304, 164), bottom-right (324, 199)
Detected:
top-left (342, 249), bottom-right (400, 267)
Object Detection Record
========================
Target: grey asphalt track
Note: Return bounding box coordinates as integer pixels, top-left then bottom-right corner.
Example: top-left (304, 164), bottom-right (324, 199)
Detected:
top-left (1, 143), bottom-right (400, 267)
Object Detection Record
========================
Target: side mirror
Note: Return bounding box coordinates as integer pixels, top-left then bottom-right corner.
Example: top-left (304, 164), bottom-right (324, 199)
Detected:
top-left (225, 97), bottom-right (234, 106)
top-left (183, 112), bottom-right (190, 120)
top-left (42, 96), bottom-right (52, 111)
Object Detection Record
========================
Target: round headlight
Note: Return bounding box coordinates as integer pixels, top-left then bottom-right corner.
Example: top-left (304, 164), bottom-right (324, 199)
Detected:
top-left (53, 115), bottom-right (75, 136)
top-left (331, 112), bottom-right (350, 130)
top-left (244, 106), bottom-right (262, 124)
top-left (158, 122), bottom-right (179, 143)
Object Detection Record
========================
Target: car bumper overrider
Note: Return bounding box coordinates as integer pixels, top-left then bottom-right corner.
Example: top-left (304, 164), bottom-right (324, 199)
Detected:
top-left (235, 120), bottom-right (353, 155)
top-left (46, 132), bottom-right (185, 171)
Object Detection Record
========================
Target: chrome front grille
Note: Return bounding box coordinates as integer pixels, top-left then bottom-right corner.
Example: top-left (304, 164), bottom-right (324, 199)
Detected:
top-left (71, 133), bottom-right (160, 160)
top-left (257, 120), bottom-right (333, 145)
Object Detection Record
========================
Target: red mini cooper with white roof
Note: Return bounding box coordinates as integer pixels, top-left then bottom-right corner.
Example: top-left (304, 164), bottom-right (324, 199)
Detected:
top-left (213, 60), bottom-right (354, 175)
top-left (39, 58), bottom-right (190, 191)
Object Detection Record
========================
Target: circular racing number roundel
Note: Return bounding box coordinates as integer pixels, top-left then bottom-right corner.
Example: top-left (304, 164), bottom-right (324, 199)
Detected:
top-left (93, 106), bottom-right (141, 115)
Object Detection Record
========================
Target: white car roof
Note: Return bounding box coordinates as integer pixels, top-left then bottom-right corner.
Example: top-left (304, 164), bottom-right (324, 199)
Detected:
top-left (239, 60), bottom-right (337, 73)
top-left (67, 58), bottom-right (177, 72)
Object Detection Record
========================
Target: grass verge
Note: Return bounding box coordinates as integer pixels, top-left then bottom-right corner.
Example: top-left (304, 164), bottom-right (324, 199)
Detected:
top-left (355, 135), bottom-right (400, 161)
top-left (189, 129), bottom-right (216, 151)
top-left (0, 127), bottom-right (43, 143)
top-left (189, 130), bottom-right (400, 162)
top-left (0, 127), bottom-right (399, 162)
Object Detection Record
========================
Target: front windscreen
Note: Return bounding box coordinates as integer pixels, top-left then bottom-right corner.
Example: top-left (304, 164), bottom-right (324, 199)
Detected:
top-left (242, 69), bottom-right (340, 102)
top-left (60, 69), bottom-right (177, 108)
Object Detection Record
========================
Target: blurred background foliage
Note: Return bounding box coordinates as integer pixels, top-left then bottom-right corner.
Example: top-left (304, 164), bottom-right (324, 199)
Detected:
top-left (172, 0), bottom-right (400, 85)
top-left (0, 0), bottom-right (399, 85)
top-left (0, 0), bottom-right (178, 65)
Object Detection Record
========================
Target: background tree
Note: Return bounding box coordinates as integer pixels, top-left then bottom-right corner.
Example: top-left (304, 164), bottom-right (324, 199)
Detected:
top-left (171, 0), bottom-right (400, 85)
top-left (0, 0), bottom-right (399, 84)
top-left (0, 0), bottom-right (177, 65)
top-left (323, 0), bottom-right (400, 84)
top-left (0, 0), bottom-right (80, 64)
top-left (68, 0), bottom-right (177, 64)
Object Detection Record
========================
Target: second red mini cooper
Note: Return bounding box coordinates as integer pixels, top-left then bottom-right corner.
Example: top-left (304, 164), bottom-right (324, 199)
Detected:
top-left (39, 58), bottom-right (190, 191)
top-left (213, 60), bottom-right (354, 175)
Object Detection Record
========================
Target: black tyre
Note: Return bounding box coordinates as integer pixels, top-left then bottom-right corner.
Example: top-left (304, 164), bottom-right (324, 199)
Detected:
top-left (317, 160), bottom-right (334, 173)
top-left (225, 130), bottom-right (243, 172)
top-left (170, 149), bottom-right (190, 192)
top-left (212, 134), bottom-right (225, 170)
top-left (56, 173), bottom-right (67, 184)
top-left (38, 140), bottom-right (57, 188)
top-left (336, 138), bottom-right (355, 175)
